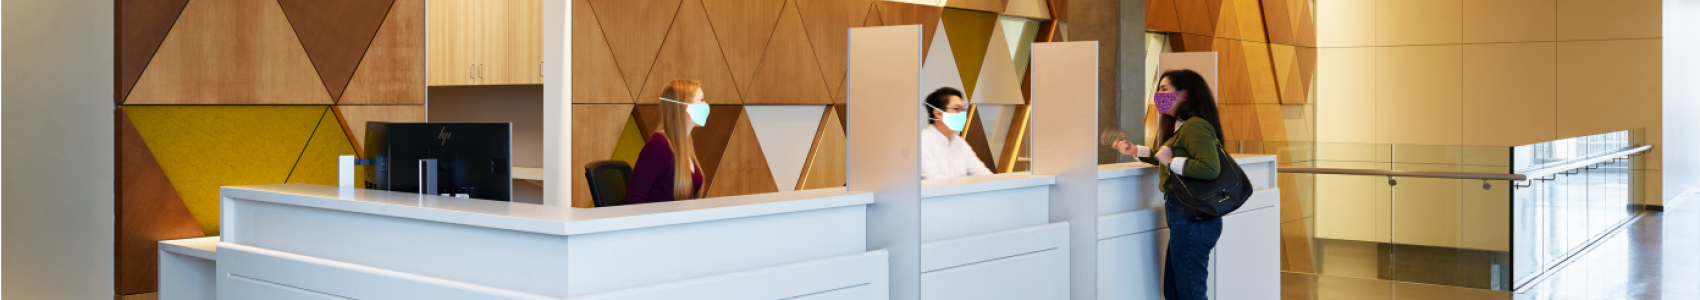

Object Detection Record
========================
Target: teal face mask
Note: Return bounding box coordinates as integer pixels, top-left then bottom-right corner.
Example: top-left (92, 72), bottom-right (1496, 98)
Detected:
top-left (926, 102), bottom-right (968, 132)
top-left (660, 97), bottom-right (710, 127)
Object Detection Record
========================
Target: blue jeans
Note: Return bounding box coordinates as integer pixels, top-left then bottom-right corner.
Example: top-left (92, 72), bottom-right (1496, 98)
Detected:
top-left (1164, 197), bottom-right (1223, 300)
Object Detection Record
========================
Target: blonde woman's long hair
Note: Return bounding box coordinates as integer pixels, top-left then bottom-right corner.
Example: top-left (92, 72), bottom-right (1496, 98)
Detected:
top-left (659, 80), bottom-right (704, 200)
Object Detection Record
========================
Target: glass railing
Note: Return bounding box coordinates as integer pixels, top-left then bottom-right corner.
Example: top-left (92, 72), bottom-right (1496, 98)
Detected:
top-left (1232, 129), bottom-right (1646, 291)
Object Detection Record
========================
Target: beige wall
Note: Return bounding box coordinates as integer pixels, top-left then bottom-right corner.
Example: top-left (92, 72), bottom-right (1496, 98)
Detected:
top-left (1315, 0), bottom-right (1666, 204)
top-left (3, 0), bottom-right (118, 298)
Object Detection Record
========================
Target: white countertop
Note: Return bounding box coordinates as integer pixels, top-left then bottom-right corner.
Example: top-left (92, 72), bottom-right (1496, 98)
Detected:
top-left (1097, 153), bottom-right (1276, 179)
top-left (160, 236), bottom-right (219, 260)
top-left (222, 184), bottom-right (874, 236)
top-left (921, 172), bottom-right (1057, 198)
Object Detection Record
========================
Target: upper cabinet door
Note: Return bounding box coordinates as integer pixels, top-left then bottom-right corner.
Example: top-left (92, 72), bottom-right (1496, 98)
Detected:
top-left (476, 0), bottom-right (509, 84)
top-left (427, 0), bottom-right (477, 86)
top-left (507, 0), bottom-right (544, 84)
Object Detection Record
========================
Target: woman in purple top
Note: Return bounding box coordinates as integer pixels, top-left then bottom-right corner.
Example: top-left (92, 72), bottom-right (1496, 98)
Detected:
top-left (624, 79), bottom-right (707, 204)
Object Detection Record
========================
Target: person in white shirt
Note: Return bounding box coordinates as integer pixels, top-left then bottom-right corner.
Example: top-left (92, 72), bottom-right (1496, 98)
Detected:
top-left (920, 87), bottom-right (994, 180)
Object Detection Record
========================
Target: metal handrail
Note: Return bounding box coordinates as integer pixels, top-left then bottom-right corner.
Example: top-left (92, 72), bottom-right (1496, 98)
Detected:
top-left (1276, 145), bottom-right (1651, 183)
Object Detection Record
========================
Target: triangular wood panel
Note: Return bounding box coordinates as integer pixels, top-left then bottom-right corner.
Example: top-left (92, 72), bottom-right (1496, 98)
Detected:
top-left (687, 105), bottom-right (746, 191)
top-left (1203, 0), bottom-right (1227, 36)
top-left (287, 109), bottom-right (359, 186)
top-left (1147, 0), bottom-right (1182, 32)
top-left (276, 0), bottom-right (396, 101)
top-left (115, 109), bottom-right (206, 295)
top-left (331, 105), bottom-right (424, 158)
top-left (834, 104), bottom-right (849, 138)
top-left (588, 0), bottom-right (685, 96)
top-left (573, 0), bottom-right (636, 103)
top-left (1171, 33), bottom-right (1215, 52)
top-left (1270, 43), bottom-right (1299, 104)
top-left (700, 0), bottom-right (787, 96)
top-left (947, 0), bottom-right (1005, 13)
top-left (1173, 0), bottom-right (1212, 36)
top-left (126, 0), bottom-right (333, 104)
top-left (941, 8), bottom-right (1000, 99)
top-left (1242, 41), bottom-right (1282, 104)
top-left (1214, 38), bottom-right (1254, 104)
top-left (117, 0), bottom-right (191, 104)
top-left (1260, 0), bottom-right (1295, 45)
top-left (570, 104), bottom-right (635, 208)
top-left (796, 0), bottom-right (875, 101)
top-left (877, 1), bottom-right (943, 58)
top-left (1297, 46), bottom-right (1316, 101)
top-left (1212, 0), bottom-right (1241, 40)
top-left (962, 107), bottom-right (999, 174)
top-left (122, 105), bottom-right (328, 235)
top-left (704, 108), bottom-right (780, 197)
top-left (1231, 0), bottom-right (1266, 42)
top-left (610, 115), bottom-right (647, 167)
top-left (1293, 0), bottom-right (1316, 47)
top-left (1255, 103), bottom-right (1289, 141)
top-left (745, 1), bottom-right (834, 104)
top-left (972, 21), bottom-right (1027, 105)
top-left (798, 105), bottom-right (847, 190)
top-left (636, 0), bottom-right (740, 105)
top-left (1218, 104), bottom-right (1263, 141)
top-left (1004, 0), bottom-right (1051, 19)
top-left (340, 0), bottom-right (425, 105)
top-left (1047, 0), bottom-right (1067, 21)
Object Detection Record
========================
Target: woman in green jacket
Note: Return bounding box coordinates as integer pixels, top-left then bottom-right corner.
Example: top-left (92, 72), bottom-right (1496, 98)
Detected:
top-left (1112, 69), bottom-right (1225, 300)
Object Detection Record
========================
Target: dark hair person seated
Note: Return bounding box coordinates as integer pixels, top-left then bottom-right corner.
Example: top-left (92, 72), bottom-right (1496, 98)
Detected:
top-left (920, 87), bottom-right (993, 180)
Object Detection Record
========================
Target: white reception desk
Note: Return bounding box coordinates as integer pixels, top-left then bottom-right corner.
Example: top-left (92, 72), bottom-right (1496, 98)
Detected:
top-left (190, 154), bottom-right (1277, 300)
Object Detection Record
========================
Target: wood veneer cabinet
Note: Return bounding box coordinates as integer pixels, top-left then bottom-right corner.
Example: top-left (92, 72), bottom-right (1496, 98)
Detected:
top-left (428, 0), bottom-right (542, 86)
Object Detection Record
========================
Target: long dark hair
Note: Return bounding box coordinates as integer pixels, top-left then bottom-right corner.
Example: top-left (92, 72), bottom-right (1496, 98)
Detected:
top-left (1154, 69), bottom-right (1224, 146)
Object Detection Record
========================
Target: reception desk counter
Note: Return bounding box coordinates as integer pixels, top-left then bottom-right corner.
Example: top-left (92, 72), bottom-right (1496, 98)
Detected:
top-left (215, 184), bottom-right (886, 299)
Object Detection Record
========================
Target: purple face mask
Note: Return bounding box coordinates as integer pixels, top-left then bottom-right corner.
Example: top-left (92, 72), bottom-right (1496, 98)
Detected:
top-left (1154, 92), bottom-right (1182, 113)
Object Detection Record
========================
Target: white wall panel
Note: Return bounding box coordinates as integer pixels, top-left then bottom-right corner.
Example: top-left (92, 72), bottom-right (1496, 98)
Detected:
top-left (745, 105), bottom-right (830, 192)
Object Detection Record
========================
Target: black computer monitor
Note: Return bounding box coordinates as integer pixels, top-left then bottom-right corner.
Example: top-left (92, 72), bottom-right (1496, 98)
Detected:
top-left (365, 122), bottom-right (512, 201)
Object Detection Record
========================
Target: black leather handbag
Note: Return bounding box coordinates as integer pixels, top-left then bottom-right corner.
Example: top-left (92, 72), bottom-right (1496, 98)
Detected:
top-left (1167, 143), bottom-right (1254, 221)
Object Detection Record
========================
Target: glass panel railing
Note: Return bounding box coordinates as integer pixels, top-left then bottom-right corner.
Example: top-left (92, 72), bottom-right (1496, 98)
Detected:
top-left (1250, 129), bottom-right (1645, 291)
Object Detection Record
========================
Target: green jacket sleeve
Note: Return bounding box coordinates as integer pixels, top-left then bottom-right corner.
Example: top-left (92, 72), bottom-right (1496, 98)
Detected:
top-left (1136, 155), bottom-right (1160, 165)
top-left (1176, 119), bottom-right (1222, 181)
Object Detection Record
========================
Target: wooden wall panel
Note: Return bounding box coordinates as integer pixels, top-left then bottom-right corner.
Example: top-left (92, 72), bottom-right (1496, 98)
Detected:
top-left (1461, 0), bottom-right (1556, 43)
top-left (690, 105), bottom-right (747, 190)
top-left (1213, 38), bottom-right (1254, 104)
top-left (588, 0), bottom-right (685, 95)
top-left (1211, 0), bottom-right (1242, 40)
top-left (1177, 0), bottom-right (1218, 36)
top-left (1047, 0), bottom-right (1068, 21)
top-left (115, 110), bottom-right (206, 295)
top-left (704, 109), bottom-right (781, 197)
top-left (570, 104), bottom-right (635, 208)
top-left (1231, 0), bottom-right (1267, 42)
top-left (1146, 0), bottom-right (1182, 33)
top-left (1374, 0), bottom-right (1461, 46)
top-left (276, 0), bottom-right (395, 101)
top-left (946, 0), bottom-right (1006, 13)
top-left (506, 0), bottom-right (544, 84)
top-left (701, 0), bottom-right (786, 95)
top-left (636, 0), bottom-right (740, 105)
top-left (1375, 45), bottom-right (1462, 145)
top-left (1555, 0), bottom-right (1661, 40)
top-left (1260, 0), bottom-right (1295, 45)
top-left (126, 0), bottom-right (333, 104)
top-left (745, 2), bottom-right (834, 104)
top-left (962, 107), bottom-right (999, 174)
top-left (877, 1), bottom-right (943, 57)
top-left (1242, 41), bottom-right (1282, 104)
top-left (795, 0), bottom-right (876, 99)
top-left (572, 0), bottom-right (635, 103)
top-left (341, 0), bottom-right (425, 105)
top-left (799, 97), bottom-right (848, 190)
top-left (331, 105), bottom-right (425, 157)
top-left (1218, 104), bottom-right (1264, 141)
top-left (117, 0), bottom-right (191, 103)
top-left (1461, 43), bottom-right (1556, 146)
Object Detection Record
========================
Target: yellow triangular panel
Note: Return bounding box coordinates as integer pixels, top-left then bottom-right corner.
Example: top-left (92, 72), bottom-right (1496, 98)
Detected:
top-left (941, 8), bottom-right (998, 98)
top-left (126, 0), bottom-right (333, 104)
top-left (287, 109), bottom-right (359, 186)
top-left (610, 116), bottom-right (647, 167)
top-left (122, 106), bottom-right (328, 235)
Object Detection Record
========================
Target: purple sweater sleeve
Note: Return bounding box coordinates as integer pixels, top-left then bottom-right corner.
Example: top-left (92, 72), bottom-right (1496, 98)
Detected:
top-left (624, 134), bottom-right (674, 204)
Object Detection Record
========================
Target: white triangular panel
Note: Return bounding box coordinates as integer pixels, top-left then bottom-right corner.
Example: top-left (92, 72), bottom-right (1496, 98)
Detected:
top-left (923, 20), bottom-right (966, 99)
top-left (744, 105), bottom-right (828, 192)
top-left (971, 21), bottom-right (1026, 105)
top-left (1003, 0), bottom-right (1051, 19)
top-left (983, 104), bottom-right (1018, 165)
top-left (1012, 19), bottom-right (1040, 82)
top-left (1000, 17), bottom-right (1026, 60)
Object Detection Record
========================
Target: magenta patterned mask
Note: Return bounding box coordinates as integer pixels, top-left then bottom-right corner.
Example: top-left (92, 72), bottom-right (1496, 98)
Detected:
top-left (1154, 92), bottom-right (1182, 113)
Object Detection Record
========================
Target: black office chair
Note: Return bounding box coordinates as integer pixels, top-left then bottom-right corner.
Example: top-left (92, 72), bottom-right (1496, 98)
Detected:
top-left (584, 160), bottom-right (633, 207)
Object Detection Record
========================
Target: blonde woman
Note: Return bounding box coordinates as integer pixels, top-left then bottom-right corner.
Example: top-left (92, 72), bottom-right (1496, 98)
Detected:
top-left (624, 80), bottom-right (708, 203)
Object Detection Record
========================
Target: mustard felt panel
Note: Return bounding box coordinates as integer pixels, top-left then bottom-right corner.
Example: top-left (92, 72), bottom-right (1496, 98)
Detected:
top-left (287, 108), bottom-right (358, 186)
top-left (610, 116), bottom-right (646, 167)
top-left (121, 105), bottom-right (327, 235)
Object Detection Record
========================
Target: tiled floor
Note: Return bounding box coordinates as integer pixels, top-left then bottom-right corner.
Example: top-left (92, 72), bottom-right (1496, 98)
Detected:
top-left (1285, 196), bottom-right (1698, 300)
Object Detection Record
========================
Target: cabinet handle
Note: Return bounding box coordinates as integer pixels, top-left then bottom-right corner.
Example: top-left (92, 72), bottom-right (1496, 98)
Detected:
top-left (470, 64), bottom-right (475, 79)
top-left (540, 62), bottom-right (543, 77)
top-left (478, 64), bottom-right (483, 79)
